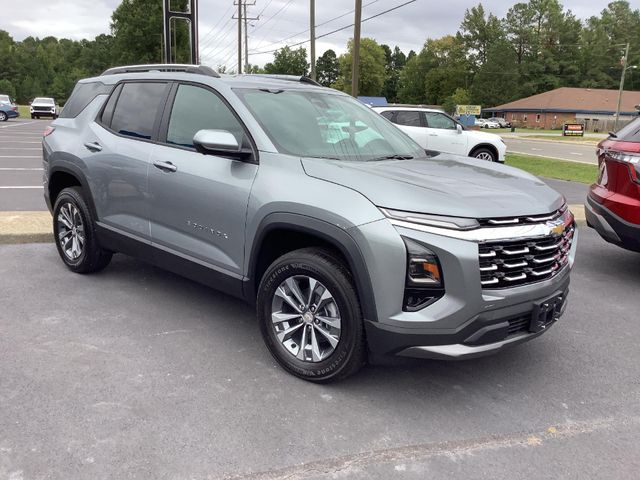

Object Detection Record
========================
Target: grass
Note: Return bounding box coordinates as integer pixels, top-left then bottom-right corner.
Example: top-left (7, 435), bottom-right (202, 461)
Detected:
top-left (524, 134), bottom-right (600, 144)
top-left (505, 153), bottom-right (598, 184)
top-left (17, 105), bottom-right (30, 118)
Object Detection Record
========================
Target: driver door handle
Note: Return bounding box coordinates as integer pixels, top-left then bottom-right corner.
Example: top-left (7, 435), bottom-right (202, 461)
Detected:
top-left (84, 141), bottom-right (102, 152)
top-left (153, 160), bottom-right (178, 173)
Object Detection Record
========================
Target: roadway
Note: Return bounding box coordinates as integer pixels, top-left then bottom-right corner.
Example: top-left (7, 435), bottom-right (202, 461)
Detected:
top-left (1, 225), bottom-right (638, 479)
top-left (501, 136), bottom-right (599, 164)
top-left (0, 119), bottom-right (47, 211)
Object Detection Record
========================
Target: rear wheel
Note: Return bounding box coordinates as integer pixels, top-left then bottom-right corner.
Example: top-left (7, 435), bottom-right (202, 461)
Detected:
top-left (0, 111), bottom-right (7, 122)
top-left (53, 187), bottom-right (112, 273)
top-left (472, 147), bottom-right (497, 162)
top-left (257, 248), bottom-right (366, 383)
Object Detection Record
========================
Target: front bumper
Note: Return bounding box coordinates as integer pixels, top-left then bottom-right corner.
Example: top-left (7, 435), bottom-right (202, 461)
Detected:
top-left (585, 194), bottom-right (640, 252)
top-left (352, 217), bottom-right (577, 360)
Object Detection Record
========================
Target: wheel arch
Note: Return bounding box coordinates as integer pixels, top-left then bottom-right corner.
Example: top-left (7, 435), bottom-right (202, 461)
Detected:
top-left (48, 164), bottom-right (98, 220)
top-left (469, 143), bottom-right (499, 161)
top-left (246, 213), bottom-right (378, 323)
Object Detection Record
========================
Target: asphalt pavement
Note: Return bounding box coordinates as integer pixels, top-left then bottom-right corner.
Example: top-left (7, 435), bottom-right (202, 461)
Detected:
top-left (1, 221), bottom-right (639, 478)
top-left (501, 136), bottom-right (598, 164)
top-left (0, 119), bottom-right (47, 211)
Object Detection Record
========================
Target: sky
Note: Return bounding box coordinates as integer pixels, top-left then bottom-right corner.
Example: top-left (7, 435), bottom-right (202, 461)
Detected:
top-left (2, 0), bottom-right (618, 69)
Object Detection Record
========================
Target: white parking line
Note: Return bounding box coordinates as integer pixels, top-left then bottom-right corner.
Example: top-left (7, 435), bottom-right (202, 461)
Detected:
top-left (531, 148), bottom-right (543, 151)
top-left (0, 186), bottom-right (44, 189)
top-left (0, 147), bottom-right (41, 150)
top-left (570, 152), bottom-right (584, 156)
top-left (0, 121), bottom-right (39, 129)
top-left (0, 168), bottom-right (44, 171)
top-left (0, 141), bottom-right (41, 144)
top-left (0, 156), bottom-right (41, 158)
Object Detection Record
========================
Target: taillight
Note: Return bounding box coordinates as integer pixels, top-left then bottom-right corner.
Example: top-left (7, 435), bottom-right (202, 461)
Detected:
top-left (43, 126), bottom-right (55, 137)
top-left (12, 106), bottom-right (17, 111)
top-left (607, 150), bottom-right (640, 182)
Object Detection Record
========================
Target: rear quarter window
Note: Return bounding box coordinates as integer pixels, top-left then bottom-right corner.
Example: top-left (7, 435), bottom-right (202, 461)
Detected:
top-left (616, 117), bottom-right (640, 142)
top-left (59, 82), bottom-right (113, 118)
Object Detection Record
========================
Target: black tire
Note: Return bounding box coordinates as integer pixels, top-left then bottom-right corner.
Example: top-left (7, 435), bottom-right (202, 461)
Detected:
top-left (471, 147), bottom-right (497, 162)
top-left (31, 114), bottom-right (35, 119)
top-left (0, 112), bottom-right (7, 122)
top-left (257, 248), bottom-right (366, 383)
top-left (52, 187), bottom-right (112, 273)
top-left (53, 114), bottom-right (58, 119)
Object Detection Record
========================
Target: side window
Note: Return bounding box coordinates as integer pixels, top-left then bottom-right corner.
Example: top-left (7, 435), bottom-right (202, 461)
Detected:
top-left (380, 111), bottom-right (394, 121)
top-left (394, 111), bottom-right (422, 127)
top-left (60, 82), bottom-right (113, 119)
top-left (110, 82), bottom-right (168, 140)
top-left (167, 84), bottom-right (246, 149)
top-left (100, 84), bottom-right (122, 127)
top-left (424, 112), bottom-right (456, 130)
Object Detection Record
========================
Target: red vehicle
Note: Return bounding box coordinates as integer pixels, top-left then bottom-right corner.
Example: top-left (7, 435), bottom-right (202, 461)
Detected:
top-left (586, 116), bottom-right (640, 252)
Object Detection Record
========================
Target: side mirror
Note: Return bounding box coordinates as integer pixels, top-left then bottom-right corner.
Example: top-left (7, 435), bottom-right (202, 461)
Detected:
top-left (193, 129), bottom-right (252, 160)
top-left (456, 124), bottom-right (463, 134)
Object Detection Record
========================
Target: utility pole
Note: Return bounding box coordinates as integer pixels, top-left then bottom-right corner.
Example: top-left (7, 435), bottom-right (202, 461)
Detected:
top-left (310, 0), bottom-right (316, 81)
top-left (351, 0), bottom-right (362, 97)
top-left (615, 43), bottom-right (631, 131)
top-left (237, 0), bottom-right (242, 73)
top-left (243, 2), bottom-right (258, 73)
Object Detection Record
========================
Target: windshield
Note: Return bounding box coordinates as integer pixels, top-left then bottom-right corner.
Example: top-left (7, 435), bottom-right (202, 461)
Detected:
top-left (33, 98), bottom-right (54, 105)
top-left (235, 89), bottom-right (425, 161)
top-left (0, 95), bottom-right (9, 103)
top-left (615, 117), bottom-right (640, 142)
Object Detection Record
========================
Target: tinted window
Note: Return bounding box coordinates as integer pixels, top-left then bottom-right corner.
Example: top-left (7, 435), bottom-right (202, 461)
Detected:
top-left (424, 112), bottom-right (456, 130)
top-left (616, 117), bottom-right (640, 142)
top-left (100, 84), bottom-right (122, 127)
top-left (380, 111), bottom-right (394, 120)
top-left (60, 82), bottom-right (113, 119)
top-left (110, 82), bottom-right (168, 140)
top-left (167, 84), bottom-right (245, 148)
top-left (394, 111), bottom-right (422, 127)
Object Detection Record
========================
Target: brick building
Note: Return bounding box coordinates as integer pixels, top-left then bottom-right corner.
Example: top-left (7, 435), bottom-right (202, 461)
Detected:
top-left (484, 87), bottom-right (640, 131)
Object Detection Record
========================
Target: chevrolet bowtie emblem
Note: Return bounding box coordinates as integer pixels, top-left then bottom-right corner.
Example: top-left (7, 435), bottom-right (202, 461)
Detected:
top-left (548, 221), bottom-right (565, 236)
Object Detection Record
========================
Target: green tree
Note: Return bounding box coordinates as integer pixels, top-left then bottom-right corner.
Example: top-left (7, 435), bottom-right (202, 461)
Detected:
top-left (471, 40), bottom-right (521, 106)
top-left (0, 79), bottom-right (16, 98)
top-left (382, 46), bottom-right (406, 102)
top-left (263, 46), bottom-right (309, 76)
top-left (334, 38), bottom-right (386, 96)
top-left (459, 3), bottom-right (503, 70)
top-left (315, 49), bottom-right (339, 87)
top-left (442, 87), bottom-right (471, 114)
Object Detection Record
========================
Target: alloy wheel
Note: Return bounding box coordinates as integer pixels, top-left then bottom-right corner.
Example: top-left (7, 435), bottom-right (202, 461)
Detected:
top-left (271, 275), bottom-right (341, 363)
top-left (57, 202), bottom-right (85, 260)
top-left (475, 151), bottom-right (494, 161)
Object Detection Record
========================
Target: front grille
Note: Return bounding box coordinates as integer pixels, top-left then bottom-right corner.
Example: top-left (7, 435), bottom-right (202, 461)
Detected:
top-left (507, 314), bottom-right (530, 335)
top-left (479, 223), bottom-right (575, 289)
top-left (478, 208), bottom-right (565, 227)
top-left (33, 106), bottom-right (53, 112)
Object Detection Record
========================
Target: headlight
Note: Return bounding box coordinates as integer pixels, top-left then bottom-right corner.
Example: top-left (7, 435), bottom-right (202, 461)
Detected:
top-left (51, 108), bottom-right (56, 113)
top-left (402, 237), bottom-right (445, 311)
top-left (29, 107), bottom-right (34, 113)
top-left (381, 208), bottom-right (479, 230)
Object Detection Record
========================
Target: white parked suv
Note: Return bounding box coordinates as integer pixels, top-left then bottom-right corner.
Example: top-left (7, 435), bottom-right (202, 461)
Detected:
top-left (374, 107), bottom-right (506, 162)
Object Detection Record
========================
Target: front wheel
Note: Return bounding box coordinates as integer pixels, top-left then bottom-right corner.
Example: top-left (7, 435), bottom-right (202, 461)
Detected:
top-left (257, 248), bottom-right (366, 383)
top-left (53, 187), bottom-right (112, 273)
top-left (472, 147), bottom-right (497, 162)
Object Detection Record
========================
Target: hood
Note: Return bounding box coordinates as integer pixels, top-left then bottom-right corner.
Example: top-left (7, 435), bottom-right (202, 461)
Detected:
top-left (301, 154), bottom-right (564, 219)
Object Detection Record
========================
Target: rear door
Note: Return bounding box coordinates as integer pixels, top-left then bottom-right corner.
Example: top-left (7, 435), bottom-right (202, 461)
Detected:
top-left (422, 112), bottom-right (468, 155)
top-left (86, 81), bottom-right (170, 240)
top-left (148, 82), bottom-right (258, 276)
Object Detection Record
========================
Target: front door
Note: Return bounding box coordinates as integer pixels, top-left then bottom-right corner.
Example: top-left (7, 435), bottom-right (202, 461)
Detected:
top-left (148, 83), bottom-right (258, 277)
top-left (422, 112), bottom-right (468, 156)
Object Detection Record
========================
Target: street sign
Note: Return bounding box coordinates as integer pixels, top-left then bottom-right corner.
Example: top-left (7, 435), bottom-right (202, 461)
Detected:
top-left (563, 123), bottom-right (585, 137)
top-left (456, 105), bottom-right (482, 116)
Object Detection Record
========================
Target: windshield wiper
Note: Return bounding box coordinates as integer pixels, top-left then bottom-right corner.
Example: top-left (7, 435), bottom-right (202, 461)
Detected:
top-left (369, 154), bottom-right (414, 161)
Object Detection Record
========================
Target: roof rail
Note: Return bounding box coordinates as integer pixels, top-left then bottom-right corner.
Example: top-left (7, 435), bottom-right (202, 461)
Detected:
top-left (101, 64), bottom-right (220, 78)
top-left (247, 74), bottom-right (322, 87)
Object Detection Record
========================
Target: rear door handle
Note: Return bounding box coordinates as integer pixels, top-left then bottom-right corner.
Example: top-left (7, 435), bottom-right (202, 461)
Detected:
top-left (84, 141), bottom-right (102, 152)
top-left (153, 160), bottom-right (178, 173)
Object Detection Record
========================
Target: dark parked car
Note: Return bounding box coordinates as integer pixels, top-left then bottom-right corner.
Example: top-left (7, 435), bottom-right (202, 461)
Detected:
top-left (0, 103), bottom-right (19, 121)
top-left (586, 117), bottom-right (640, 252)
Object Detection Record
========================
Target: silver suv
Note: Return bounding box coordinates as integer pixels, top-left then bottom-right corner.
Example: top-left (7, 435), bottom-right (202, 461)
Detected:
top-left (43, 64), bottom-right (577, 382)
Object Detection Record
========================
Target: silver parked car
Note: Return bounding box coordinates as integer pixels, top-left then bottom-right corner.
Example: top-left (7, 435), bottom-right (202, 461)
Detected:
top-left (43, 64), bottom-right (577, 382)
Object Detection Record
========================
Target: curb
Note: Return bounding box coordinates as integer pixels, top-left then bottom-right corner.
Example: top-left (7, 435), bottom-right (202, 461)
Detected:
top-left (0, 206), bottom-right (587, 246)
top-left (0, 211), bottom-right (53, 245)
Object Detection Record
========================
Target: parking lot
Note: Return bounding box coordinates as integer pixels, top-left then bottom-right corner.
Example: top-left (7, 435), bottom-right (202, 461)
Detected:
top-left (0, 117), bottom-right (639, 479)
top-left (0, 119), bottom-right (47, 211)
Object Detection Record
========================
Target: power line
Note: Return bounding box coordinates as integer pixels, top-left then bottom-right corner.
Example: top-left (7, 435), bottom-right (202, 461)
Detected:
top-left (249, 0), bottom-right (381, 54)
top-left (199, 4), bottom-right (234, 46)
top-left (200, 20), bottom-right (236, 57)
top-left (200, 17), bottom-right (235, 54)
top-left (250, 0), bottom-right (416, 56)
